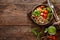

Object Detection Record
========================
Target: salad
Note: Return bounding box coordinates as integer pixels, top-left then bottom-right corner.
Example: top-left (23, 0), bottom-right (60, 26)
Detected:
top-left (32, 5), bottom-right (52, 25)
top-left (31, 26), bottom-right (56, 40)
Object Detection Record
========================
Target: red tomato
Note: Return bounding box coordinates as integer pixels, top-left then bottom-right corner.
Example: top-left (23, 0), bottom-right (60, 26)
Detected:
top-left (44, 13), bottom-right (47, 16)
top-left (49, 35), bottom-right (53, 39)
top-left (43, 13), bottom-right (47, 19)
top-left (48, 35), bottom-right (56, 40)
top-left (43, 10), bottom-right (48, 13)
top-left (49, 39), bottom-right (52, 40)
top-left (48, 35), bottom-right (53, 40)
top-left (52, 36), bottom-right (56, 40)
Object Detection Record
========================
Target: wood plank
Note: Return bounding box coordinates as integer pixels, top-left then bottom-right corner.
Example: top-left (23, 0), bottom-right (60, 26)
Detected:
top-left (0, 0), bottom-right (60, 40)
top-left (0, 26), bottom-right (37, 40)
top-left (0, 0), bottom-right (60, 4)
top-left (0, 0), bottom-right (45, 4)
top-left (0, 4), bottom-right (60, 25)
top-left (0, 4), bottom-right (34, 25)
top-left (0, 25), bottom-right (60, 40)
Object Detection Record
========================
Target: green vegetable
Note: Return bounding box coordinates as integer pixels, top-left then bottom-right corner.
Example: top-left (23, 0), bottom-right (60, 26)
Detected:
top-left (37, 32), bottom-right (41, 40)
top-left (47, 13), bottom-right (52, 20)
top-left (44, 28), bottom-right (48, 33)
top-left (46, 7), bottom-right (52, 13)
top-left (48, 26), bottom-right (56, 35)
top-left (32, 10), bottom-right (40, 16)
top-left (31, 28), bottom-right (41, 40)
top-left (31, 28), bottom-right (37, 36)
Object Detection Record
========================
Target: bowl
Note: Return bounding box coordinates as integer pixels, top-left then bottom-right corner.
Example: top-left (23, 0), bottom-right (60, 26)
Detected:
top-left (31, 5), bottom-right (53, 26)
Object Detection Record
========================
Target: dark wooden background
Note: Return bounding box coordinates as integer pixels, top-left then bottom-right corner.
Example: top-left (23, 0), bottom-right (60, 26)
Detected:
top-left (0, 0), bottom-right (60, 40)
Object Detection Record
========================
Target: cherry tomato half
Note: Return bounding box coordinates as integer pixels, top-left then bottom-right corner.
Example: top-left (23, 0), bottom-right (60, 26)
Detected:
top-left (49, 35), bottom-right (53, 39)
top-left (43, 10), bottom-right (48, 14)
top-left (43, 13), bottom-right (47, 19)
top-left (52, 36), bottom-right (56, 40)
top-left (48, 35), bottom-right (56, 40)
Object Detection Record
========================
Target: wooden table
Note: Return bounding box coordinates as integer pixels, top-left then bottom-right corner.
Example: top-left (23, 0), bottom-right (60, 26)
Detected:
top-left (0, 0), bottom-right (60, 40)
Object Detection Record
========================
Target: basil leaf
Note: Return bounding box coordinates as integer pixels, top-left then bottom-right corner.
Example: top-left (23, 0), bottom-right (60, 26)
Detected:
top-left (44, 28), bottom-right (48, 33)
top-left (32, 10), bottom-right (40, 16)
top-left (31, 28), bottom-right (42, 40)
top-left (31, 28), bottom-right (38, 36)
top-left (37, 32), bottom-right (41, 40)
top-left (37, 32), bottom-right (41, 37)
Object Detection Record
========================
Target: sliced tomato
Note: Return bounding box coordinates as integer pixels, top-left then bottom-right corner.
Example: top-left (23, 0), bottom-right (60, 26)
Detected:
top-left (40, 13), bottom-right (47, 19)
top-left (44, 13), bottom-right (47, 16)
top-left (52, 36), bottom-right (56, 40)
top-left (49, 35), bottom-right (53, 39)
top-left (43, 10), bottom-right (48, 14)
top-left (48, 35), bottom-right (56, 40)
top-left (49, 39), bottom-right (52, 40)
top-left (43, 13), bottom-right (47, 19)
top-left (48, 35), bottom-right (53, 40)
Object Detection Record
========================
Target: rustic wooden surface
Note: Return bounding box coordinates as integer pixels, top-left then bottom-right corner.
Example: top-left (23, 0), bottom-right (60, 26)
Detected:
top-left (0, 0), bottom-right (60, 40)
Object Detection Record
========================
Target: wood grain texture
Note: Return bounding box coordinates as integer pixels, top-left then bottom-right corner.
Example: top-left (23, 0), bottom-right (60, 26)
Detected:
top-left (0, 0), bottom-right (60, 40)
top-left (0, 26), bottom-right (36, 40)
top-left (0, 25), bottom-right (60, 40)
top-left (0, 0), bottom-right (45, 4)
top-left (0, 4), bottom-right (60, 25)
top-left (0, 4), bottom-right (33, 25)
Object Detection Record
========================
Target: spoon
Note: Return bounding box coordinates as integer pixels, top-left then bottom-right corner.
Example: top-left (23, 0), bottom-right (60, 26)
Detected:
top-left (47, 0), bottom-right (60, 27)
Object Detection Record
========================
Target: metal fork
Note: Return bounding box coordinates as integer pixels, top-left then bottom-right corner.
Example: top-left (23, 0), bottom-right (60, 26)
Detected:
top-left (47, 0), bottom-right (60, 28)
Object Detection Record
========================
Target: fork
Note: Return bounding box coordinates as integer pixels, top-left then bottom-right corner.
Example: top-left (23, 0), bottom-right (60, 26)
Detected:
top-left (47, 0), bottom-right (60, 28)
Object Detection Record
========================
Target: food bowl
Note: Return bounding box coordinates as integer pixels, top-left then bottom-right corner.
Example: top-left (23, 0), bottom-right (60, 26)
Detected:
top-left (31, 5), bottom-right (53, 26)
